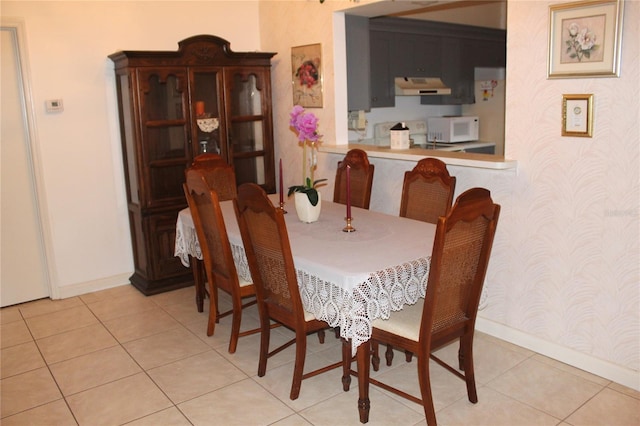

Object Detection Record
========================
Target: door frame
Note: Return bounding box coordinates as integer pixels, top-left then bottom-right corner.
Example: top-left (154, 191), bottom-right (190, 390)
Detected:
top-left (2, 17), bottom-right (57, 300)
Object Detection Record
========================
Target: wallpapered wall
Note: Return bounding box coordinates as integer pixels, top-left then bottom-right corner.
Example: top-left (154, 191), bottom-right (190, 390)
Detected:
top-left (260, 0), bottom-right (639, 388)
top-left (499, 0), bottom-right (638, 376)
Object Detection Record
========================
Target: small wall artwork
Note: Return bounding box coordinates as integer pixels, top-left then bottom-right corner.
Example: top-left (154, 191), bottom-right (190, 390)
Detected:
top-left (562, 94), bottom-right (594, 137)
top-left (291, 43), bottom-right (323, 108)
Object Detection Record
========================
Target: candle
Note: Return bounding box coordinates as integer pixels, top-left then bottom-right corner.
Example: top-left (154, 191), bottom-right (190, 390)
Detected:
top-left (195, 101), bottom-right (205, 117)
top-left (346, 165), bottom-right (352, 219)
top-left (279, 159), bottom-right (284, 205)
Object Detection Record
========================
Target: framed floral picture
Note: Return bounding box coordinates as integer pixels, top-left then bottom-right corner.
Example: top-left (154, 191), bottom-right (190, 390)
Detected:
top-left (291, 43), bottom-right (323, 108)
top-left (548, 0), bottom-right (625, 78)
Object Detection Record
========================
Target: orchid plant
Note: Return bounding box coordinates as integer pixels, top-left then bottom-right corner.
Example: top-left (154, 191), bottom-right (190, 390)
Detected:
top-left (287, 105), bottom-right (327, 206)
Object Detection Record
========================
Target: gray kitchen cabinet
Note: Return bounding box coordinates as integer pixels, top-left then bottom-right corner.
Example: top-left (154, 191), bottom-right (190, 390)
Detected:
top-left (346, 15), bottom-right (371, 111)
top-left (369, 30), bottom-right (395, 108)
top-left (392, 32), bottom-right (442, 78)
top-left (422, 37), bottom-right (474, 105)
top-left (421, 23), bottom-right (506, 105)
top-left (468, 38), bottom-right (507, 68)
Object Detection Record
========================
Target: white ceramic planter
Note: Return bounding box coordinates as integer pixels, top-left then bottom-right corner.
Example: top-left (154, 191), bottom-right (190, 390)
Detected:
top-left (294, 192), bottom-right (321, 223)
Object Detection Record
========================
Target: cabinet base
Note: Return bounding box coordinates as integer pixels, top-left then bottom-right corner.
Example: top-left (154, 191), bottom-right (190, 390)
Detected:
top-left (129, 272), bottom-right (194, 296)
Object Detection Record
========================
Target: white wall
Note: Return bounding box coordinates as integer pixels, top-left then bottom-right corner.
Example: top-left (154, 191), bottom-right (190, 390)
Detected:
top-left (2, 1), bottom-right (262, 297)
top-left (260, 0), bottom-right (639, 390)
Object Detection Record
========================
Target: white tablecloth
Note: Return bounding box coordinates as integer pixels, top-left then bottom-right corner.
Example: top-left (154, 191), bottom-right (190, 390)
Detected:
top-left (175, 195), bottom-right (436, 354)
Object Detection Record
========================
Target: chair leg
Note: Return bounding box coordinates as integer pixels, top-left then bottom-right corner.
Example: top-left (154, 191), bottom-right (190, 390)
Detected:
top-left (317, 329), bottom-right (325, 344)
top-left (405, 350), bottom-right (414, 362)
top-left (257, 315), bottom-right (270, 378)
top-left (417, 354), bottom-right (437, 426)
top-left (215, 288), bottom-right (220, 323)
top-left (290, 329), bottom-right (307, 400)
top-left (385, 343), bottom-right (394, 366)
top-left (228, 296), bottom-right (243, 354)
top-left (192, 258), bottom-right (205, 313)
top-left (341, 338), bottom-right (352, 391)
top-left (206, 281), bottom-right (216, 337)
top-left (371, 340), bottom-right (380, 371)
top-left (460, 334), bottom-right (478, 403)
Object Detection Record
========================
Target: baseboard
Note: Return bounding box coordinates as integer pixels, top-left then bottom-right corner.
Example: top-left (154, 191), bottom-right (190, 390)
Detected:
top-left (476, 316), bottom-right (640, 392)
top-left (55, 273), bottom-right (132, 299)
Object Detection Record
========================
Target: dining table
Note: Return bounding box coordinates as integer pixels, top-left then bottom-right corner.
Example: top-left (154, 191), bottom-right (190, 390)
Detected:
top-left (174, 194), bottom-right (436, 423)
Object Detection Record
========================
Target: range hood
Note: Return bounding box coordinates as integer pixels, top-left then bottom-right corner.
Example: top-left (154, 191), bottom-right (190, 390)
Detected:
top-left (394, 77), bottom-right (451, 96)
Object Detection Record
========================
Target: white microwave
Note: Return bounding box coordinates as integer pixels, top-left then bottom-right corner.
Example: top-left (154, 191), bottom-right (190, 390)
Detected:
top-left (427, 116), bottom-right (479, 143)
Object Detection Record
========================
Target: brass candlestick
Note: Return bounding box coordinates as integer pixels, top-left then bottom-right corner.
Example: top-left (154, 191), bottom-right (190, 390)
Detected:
top-left (279, 201), bottom-right (287, 214)
top-left (343, 217), bottom-right (355, 232)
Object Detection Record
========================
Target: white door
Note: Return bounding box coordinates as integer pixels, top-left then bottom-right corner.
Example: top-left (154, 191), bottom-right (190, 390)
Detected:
top-left (1, 24), bottom-right (50, 307)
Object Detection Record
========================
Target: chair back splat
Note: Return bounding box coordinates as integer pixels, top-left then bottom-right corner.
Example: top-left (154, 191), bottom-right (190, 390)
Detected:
top-left (400, 157), bottom-right (456, 224)
top-left (333, 149), bottom-right (375, 209)
top-left (234, 183), bottom-right (343, 400)
top-left (362, 187), bottom-right (500, 425)
top-left (190, 153), bottom-right (237, 201)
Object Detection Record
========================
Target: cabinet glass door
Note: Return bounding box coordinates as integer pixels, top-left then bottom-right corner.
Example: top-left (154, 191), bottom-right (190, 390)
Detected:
top-left (225, 69), bottom-right (274, 192)
top-left (138, 68), bottom-right (189, 207)
top-left (190, 68), bottom-right (223, 156)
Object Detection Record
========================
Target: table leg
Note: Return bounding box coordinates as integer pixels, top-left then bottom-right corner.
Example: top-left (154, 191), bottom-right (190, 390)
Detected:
top-left (192, 257), bottom-right (205, 312)
top-left (341, 338), bottom-right (352, 392)
top-left (357, 340), bottom-right (370, 423)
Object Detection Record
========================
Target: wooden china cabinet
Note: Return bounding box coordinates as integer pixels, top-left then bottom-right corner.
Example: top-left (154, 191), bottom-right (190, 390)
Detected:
top-left (109, 35), bottom-right (276, 295)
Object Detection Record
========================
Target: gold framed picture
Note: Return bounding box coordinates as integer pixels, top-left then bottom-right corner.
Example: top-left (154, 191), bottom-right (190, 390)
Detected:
top-left (291, 43), bottom-right (323, 108)
top-left (562, 94), bottom-right (594, 137)
top-left (548, 0), bottom-right (625, 78)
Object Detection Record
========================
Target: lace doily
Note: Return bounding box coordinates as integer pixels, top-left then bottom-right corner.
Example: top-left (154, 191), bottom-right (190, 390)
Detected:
top-left (174, 224), bottom-right (201, 267)
top-left (298, 257), bottom-right (430, 355)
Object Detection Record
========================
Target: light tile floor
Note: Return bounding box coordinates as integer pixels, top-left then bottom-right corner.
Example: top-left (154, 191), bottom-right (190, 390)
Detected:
top-left (1, 284), bottom-right (638, 426)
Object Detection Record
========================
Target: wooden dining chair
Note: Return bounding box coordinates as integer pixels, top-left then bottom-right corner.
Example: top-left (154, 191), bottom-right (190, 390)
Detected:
top-left (183, 171), bottom-right (259, 353)
top-left (386, 157), bottom-right (456, 364)
top-left (333, 149), bottom-right (375, 209)
top-left (349, 187), bottom-right (500, 425)
top-left (185, 156), bottom-right (237, 313)
top-left (234, 183), bottom-right (343, 400)
top-left (400, 157), bottom-right (456, 224)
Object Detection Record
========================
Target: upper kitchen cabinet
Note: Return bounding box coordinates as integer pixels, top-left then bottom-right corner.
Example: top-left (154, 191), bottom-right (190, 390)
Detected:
top-left (368, 30), bottom-right (396, 108)
top-left (370, 30), bottom-right (442, 108)
top-left (109, 35), bottom-right (276, 295)
top-left (468, 38), bottom-right (507, 68)
top-left (346, 15), bottom-right (372, 111)
top-left (422, 22), bottom-right (506, 105)
top-left (345, 17), bottom-right (506, 109)
top-left (392, 32), bottom-right (442, 78)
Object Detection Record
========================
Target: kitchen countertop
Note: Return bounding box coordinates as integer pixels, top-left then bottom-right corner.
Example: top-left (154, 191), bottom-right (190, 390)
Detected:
top-left (354, 138), bottom-right (496, 150)
top-left (320, 143), bottom-right (517, 170)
